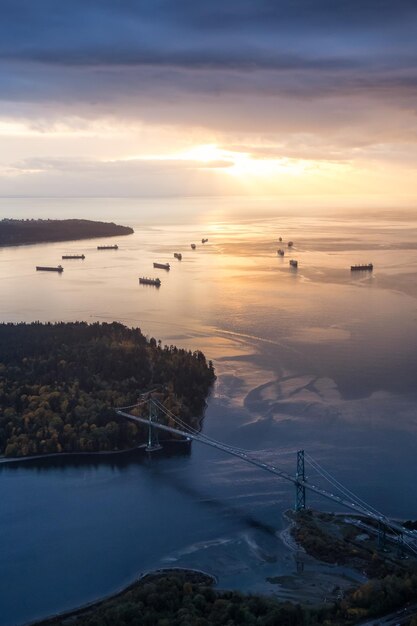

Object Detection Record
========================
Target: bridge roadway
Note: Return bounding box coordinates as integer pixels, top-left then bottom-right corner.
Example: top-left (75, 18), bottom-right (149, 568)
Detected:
top-left (116, 410), bottom-right (416, 543)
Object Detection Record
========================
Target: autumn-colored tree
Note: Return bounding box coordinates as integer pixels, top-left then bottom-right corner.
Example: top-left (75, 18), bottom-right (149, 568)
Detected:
top-left (0, 322), bottom-right (215, 457)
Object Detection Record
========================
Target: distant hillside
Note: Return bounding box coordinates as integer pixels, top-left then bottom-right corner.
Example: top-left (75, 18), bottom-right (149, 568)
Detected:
top-left (0, 218), bottom-right (134, 246)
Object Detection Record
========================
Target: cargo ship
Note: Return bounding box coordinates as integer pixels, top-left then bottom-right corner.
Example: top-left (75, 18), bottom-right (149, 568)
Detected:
top-left (62, 254), bottom-right (85, 259)
top-left (201, 238), bottom-right (208, 243)
top-left (191, 243), bottom-right (196, 249)
top-left (277, 249), bottom-right (285, 256)
top-left (174, 253), bottom-right (182, 260)
top-left (289, 259), bottom-right (298, 268)
top-left (36, 265), bottom-right (63, 273)
top-left (153, 262), bottom-right (170, 270)
top-left (139, 277), bottom-right (161, 287)
top-left (97, 245), bottom-right (118, 250)
top-left (351, 263), bottom-right (373, 271)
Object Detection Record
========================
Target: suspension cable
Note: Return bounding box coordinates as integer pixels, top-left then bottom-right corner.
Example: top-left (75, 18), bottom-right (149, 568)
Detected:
top-left (117, 401), bottom-right (417, 555)
top-left (152, 399), bottom-right (255, 454)
top-left (305, 453), bottom-right (384, 518)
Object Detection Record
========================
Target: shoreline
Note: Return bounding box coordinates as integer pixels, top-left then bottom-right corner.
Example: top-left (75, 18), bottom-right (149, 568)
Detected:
top-left (0, 446), bottom-right (142, 465)
top-left (279, 511), bottom-right (305, 554)
top-left (26, 568), bottom-right (218, 626)
top-left (0, 232), bottom-right (132, 248)
top-left (0, 439), bottom-right (191, 465)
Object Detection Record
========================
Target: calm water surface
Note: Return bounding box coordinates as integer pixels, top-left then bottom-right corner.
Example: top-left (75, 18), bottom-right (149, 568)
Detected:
top-left (0, 198), bottom-right (417, 625)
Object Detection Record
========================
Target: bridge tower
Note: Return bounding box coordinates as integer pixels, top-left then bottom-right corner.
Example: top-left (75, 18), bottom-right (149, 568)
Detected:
top-left (295, 449), bottom-right (306, 511)
top-left (145, 399), bottom-right (163, 452)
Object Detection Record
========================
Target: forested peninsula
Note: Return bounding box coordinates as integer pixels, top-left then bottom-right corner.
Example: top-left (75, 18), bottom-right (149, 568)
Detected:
top-left (0, 322), bottom-right (215, 457)
top-left (34, 566), bottom-right (417, 626)
top-left (0, 218), bottom-right (134, 246)
top-left (35, 570), bottom-right (328, 626)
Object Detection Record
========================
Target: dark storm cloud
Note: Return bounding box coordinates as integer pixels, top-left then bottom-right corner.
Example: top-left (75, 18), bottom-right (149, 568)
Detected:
top-left (0, 1), bottom-right (416, 73)
top-left (0, 0), bottom-right (416, 145)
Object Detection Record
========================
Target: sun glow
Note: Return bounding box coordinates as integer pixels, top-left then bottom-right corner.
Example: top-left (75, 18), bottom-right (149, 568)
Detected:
top-left (163, 143), bottom-right (309, 178)
top-left (227, 154), bottom-right (308, 178)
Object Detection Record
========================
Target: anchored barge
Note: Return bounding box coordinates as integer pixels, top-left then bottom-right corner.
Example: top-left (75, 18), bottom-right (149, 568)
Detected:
top-left (153, 262), bottom-right (170, 270)
top-left (289, 259), bottom-right (298, 268)
top-left (191, 243), bottom-right (196, 249)
top-left (174, 253), bottom-right (182, 260)
top-left (62, 254), bottom-right (85, 259)
top-left (97, 245), bottom-right (118, 250)
top-left (351, 263), bottom-right (373, 272)
top-left (277, 249), bottom-right (285, 256)
top-left (139, 277), bottom-right (161, 287)
top-left (36, 265), bottom-right (63, 273)
top-left (288, 241), bottom-right (294, 247)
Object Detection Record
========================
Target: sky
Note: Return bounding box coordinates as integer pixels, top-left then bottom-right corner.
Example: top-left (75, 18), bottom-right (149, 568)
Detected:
top-left (1, 0), bottom-right (417, 204)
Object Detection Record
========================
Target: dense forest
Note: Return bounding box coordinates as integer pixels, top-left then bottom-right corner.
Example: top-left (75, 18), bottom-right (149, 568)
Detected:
top-left (0, 218), bottom-right (133, 246)
top-left (0, 322), bottom-right (215, 457)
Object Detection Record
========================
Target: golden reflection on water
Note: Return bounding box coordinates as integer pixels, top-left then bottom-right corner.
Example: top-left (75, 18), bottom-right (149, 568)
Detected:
top-left (0, 208), bottom-right (416, 399)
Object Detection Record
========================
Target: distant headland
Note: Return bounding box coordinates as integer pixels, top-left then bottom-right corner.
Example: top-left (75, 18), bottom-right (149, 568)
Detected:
top-left (0, 218), bottom-right (134, 246)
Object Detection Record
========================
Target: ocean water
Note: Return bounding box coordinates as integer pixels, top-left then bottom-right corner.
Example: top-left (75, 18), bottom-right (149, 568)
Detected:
top-left (0, 197), bottom-right (416, 625)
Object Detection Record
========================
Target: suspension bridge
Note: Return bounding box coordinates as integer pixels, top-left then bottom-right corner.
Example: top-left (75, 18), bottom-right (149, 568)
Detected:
top-left (116, 397), bottom-right (417, 557)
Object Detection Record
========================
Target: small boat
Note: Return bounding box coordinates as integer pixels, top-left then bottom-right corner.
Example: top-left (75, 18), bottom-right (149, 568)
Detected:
top-left (153, 262), bottom-right (170, 271)
top-left (289, 259), bottom-right (298, 268)
top-left (288, 241), bottom-right (294, 247)
top-left (351, 263), bottom-right (373, 272)
top-left (139, 277), bottom-right (161, 287)
top-left (277, 249), bottom-right (285, 256)
top-left (201, 238), bottom-right (208, 244)
top-left (62, 254), bottom-right (85, 259)
top-left (279, 237), bottom-right (283, 242)
top-left (36, 265), bottom-right (63, 273)
top-left (97, 245), bottom-right (118, 250)
top-left (174, 253), bottom-right (182, 260)
top-left (191, 243), bottom-right (196, 250)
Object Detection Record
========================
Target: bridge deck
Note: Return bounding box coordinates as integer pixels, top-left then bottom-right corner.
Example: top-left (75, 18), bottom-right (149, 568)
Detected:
top-left (116, 409), bottom-right (416, 544)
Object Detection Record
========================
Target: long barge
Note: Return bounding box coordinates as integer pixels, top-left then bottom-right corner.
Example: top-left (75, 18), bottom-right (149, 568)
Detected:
top-left (36, 265), bottom-right (63, 273)
top-left (289, 259), bottom-right (298, 268)
top-left (153, 262), bottom-right (170, 270)
top-left (351, 263), bottom-right (373, 271)
top-left (139, 277), bottom-right (161, 287)
top-left (62, 254), bottom-right (85, 259)
top-left (97, 245), bottom-right (118, 250)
